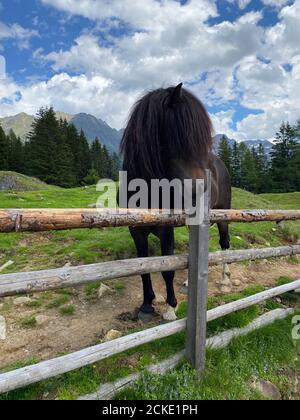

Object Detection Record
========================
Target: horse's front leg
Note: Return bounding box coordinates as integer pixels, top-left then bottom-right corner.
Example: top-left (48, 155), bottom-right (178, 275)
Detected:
top-left (159, 227), bottom-right (178, 321)
top-left (130, 227), bottom-right (156, 321)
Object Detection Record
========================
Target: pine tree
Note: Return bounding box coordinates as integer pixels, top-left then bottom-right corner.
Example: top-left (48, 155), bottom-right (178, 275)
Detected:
top-left (90, 138), bottom-right (103, 179)
top-left (218, 136), bottom-right (232, 177)
top-left (270, 122), bottom-right (298, 192)
top-left (111, 152), bottom-right (121, 181)
top-left (77, 130), bottom-right (91, 184)
top-left (83, 168), bottom-right (99, 185)
top-left (253, 144), bottom-right (268, 193)
top-left (7, 129), bottom-right (24, 173)
top-left (0, 124), bottom-right (9, 170)
top-left (26, 107), bottom-right (75, 186)
top-left (231, 142), bottom-right (242, 188)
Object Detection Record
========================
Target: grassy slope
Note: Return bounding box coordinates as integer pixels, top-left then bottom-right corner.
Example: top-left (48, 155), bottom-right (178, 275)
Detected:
top-left (0, 187), bottom-right (299, 400)
top-left (0, 171), bottom-right (55, 192)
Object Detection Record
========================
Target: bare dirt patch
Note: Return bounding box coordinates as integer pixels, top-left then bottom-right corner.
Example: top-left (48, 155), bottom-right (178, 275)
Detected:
top-left (0, 258), bottom-right (299, 368)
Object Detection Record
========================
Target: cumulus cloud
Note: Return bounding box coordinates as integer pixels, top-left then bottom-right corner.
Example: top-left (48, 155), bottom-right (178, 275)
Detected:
top-left (226, 0), bottom-right (252, 10)
top-left (0, 0), bottom-right (299, 139)
top-left (40, 0), bottom-right (217, 30)
top-left (0, 72), bottom-right (137, 129)
top-left (261, 0), bottom-right (291, 8)
top-left (0, 21), bottom-right (38, 49)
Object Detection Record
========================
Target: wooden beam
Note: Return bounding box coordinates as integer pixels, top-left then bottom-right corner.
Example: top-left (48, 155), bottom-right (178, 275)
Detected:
top-left (186, 171), bottom-right (210, 372)
top-left (80, 308), bottom-right (293, 400)
top-left (0, 208), bottom-right (300, 233)
top-left (1, 276), bottom-right (298, 395)
top-left (207, 278), bottom-right (300, 321)
top-left (0, 245), bottom-right (299, 298)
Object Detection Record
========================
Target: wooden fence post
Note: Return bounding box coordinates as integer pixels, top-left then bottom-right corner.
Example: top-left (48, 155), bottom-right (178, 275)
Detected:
top-left (186, 171), bottom-right (211, 373)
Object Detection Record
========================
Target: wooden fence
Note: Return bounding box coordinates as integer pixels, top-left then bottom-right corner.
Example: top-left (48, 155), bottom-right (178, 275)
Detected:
top-left (0, 185), bottom-right (300, 396)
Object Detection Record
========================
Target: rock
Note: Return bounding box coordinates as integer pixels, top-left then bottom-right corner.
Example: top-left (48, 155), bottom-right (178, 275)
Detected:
top-left (64, 262), bottom-right (72, 268)
top-left (232, 279), bottom-right (242, 287)
top-left (104, 329), bottom-right (122, 341)
top-left (220, 285), bottom-right (232, 294)
top-left (0, 316), bottom-right (6, 340)
top-left (252, 380), bottom-right (281, 400)
top-left (88, 203), bottom-right (97, 208)
top-left (13, 297), bottom-right (32, 306)
top-left (235, 236), bottom-right (242, 241)
top-left (35, 315), bottom-right (51, 326)
top-left (98, 283), bottom-right (114, 298)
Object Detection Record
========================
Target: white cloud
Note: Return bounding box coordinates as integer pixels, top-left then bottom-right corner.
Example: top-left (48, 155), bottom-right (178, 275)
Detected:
top-left (0, 21), bottom-right (38, 49)
top-left (0, 72), bottom-right (137, 129)
top-left (226, 0), bottom-right (252, 10)
top-left (261, 0), bottom-right (291, 8)
top-left (0, 0), bottom-right (299, 140)
top-left (210, 109), bottom-right (236, 138)
top-left (40, 0), bottom-right (217, 31)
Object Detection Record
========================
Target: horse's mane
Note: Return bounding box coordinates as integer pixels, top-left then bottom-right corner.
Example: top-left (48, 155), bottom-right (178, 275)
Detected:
top-left (121, 84), bottom-right (213, 179)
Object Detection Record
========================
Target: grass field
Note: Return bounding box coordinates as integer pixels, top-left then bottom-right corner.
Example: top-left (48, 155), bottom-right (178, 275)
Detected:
top-left (0, 279), bottom-right (299, 400)
top-left (0, 184), bottom-right (299, 400)
top-left (0, 186), bottom-right (299, 274)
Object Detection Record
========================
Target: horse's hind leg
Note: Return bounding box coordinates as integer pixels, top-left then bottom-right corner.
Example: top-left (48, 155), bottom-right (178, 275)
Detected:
top-left (218, 221), bottom-right (230, 251)
top-left (158, 227), bottom-right (178, 321)
top-left (130, 227), bottom-right (156, 321)
top-left (217, 222), bottom-right (237, 291)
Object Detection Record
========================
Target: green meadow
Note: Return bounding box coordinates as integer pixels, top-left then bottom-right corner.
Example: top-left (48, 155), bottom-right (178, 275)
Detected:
top-left (0, 184), bottom-right (299, 400)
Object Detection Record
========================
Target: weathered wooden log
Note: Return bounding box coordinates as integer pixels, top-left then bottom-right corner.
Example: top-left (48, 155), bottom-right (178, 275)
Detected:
top-left (80, 308), bottom-right (293, 400)
top-left (0, 279), bottom-right (298, 395)
top-left (209, 245), bottom-right (300, 266)
top-left (0, 317), bottom-right (186, 394)
top-left (79, 351), bottom-right (186, 400)
top-left (0, 208), bottom-right (300, 233)
top-left (0, 245), bottom-right (299, 298)
top-left (207, 278), bottom-right (300, 321)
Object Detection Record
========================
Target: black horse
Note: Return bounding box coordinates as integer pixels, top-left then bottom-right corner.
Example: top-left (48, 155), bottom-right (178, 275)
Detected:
top-left (120, 83), bottom-right (231, 321)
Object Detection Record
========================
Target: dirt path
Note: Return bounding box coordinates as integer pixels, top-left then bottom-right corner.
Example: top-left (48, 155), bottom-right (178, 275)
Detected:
top-left (0, 258), bottom-right (299, 367)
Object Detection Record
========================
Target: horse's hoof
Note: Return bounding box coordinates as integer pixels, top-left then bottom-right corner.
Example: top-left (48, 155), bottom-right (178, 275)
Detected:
top-left (161, 305), bottom-right (178, 322)
top-left (138, 311), bottom-right (156, 323)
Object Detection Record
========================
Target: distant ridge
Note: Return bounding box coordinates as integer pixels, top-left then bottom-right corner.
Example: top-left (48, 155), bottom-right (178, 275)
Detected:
top-left (70, 113), bottom-right (121, 153)
top-left (213, 134), bottom-right (274, 156)
top-left (0, 112), bottom-right (277, 156)
top-left (0, 111), bottom-right (122, 153)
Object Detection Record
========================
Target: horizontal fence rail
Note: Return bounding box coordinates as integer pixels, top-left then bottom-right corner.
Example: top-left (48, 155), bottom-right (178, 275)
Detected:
top-left (0, 245), bottom-right (299, 298)
top-left (1, 208), bottom-right (300, 232)
top-left (0, 278), bottom-right (299, 394)
top-left (80, 308), bottom-right (293, 400)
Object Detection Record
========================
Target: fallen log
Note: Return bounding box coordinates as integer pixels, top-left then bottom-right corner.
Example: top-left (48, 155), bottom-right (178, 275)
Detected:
top-left (0, 208), bottom-right (300, 233)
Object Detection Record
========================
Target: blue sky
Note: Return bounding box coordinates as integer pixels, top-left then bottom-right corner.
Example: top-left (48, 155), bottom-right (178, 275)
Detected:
top-left (0, 0), bottom-right (299, 140)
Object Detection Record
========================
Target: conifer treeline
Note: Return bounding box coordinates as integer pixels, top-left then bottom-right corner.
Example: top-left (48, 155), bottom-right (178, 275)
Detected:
top-left (218, 121), bottom-right (300, 193)
top-left (0, 107), bottom-right (120, 187)
top-left (1, 108), bottom-right (299, 193)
